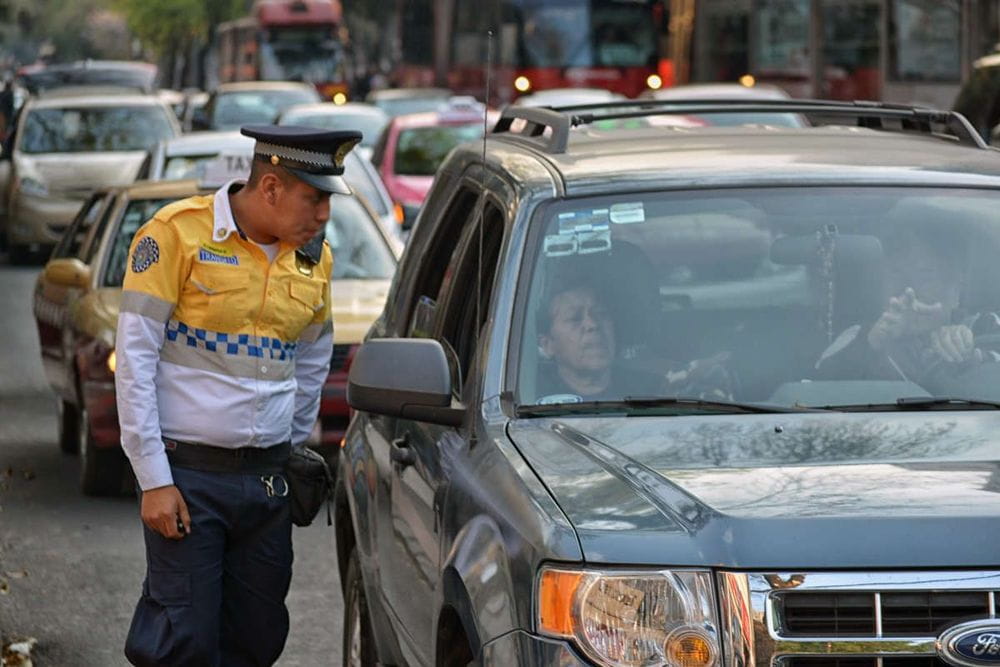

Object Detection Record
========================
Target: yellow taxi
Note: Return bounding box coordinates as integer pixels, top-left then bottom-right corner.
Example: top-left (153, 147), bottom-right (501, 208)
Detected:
top-left (34, 178), bottom-right (397, 495)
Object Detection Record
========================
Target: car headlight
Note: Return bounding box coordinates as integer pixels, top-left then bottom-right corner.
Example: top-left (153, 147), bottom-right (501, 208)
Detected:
top-left (19, 176), bottom-right (49, 197)
top-left (537, 567), bottom-right (719, 667)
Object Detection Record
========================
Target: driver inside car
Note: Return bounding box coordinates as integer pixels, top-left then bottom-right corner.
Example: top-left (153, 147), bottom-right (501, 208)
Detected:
top-left (535, 270), bottom-right (736, 402)
top-left (815, 222), bottom-right (1000, 390)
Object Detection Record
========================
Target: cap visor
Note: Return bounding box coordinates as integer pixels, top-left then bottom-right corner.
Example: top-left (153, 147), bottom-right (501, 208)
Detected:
top-left (286, 167), bottom-right (352, 195)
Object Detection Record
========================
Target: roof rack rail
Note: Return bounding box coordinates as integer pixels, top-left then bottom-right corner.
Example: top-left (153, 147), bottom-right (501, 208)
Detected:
top-left (492, 99), bottom-right (987, 154)
top-left (492, 106), bottom-right (572, 153)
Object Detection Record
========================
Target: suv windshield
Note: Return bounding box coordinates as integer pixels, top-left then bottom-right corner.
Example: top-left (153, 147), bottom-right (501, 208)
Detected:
top-left (516, 187), bottom-right (1000, 410)
top-left (394, 124), bottom-right (483, 176)
top-left (20, 106), bottom-right (174, 153)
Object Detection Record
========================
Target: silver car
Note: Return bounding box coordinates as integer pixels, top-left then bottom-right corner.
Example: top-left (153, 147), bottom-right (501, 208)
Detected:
top-left (1, 89), bottom-right (179, 261)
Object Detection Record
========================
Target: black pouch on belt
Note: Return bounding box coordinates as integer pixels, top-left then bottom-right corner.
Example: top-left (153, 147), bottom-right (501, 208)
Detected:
top-left (284, 444), bottom-right (334, 527)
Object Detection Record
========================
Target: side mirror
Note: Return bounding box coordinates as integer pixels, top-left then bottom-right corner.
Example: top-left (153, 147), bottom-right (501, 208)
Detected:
top-left (990, 124), bottom-right (1000, 146)
top-left (347, 338), bottom-right (465, 426)
top-left (43, 258), bottom-right (91, 289)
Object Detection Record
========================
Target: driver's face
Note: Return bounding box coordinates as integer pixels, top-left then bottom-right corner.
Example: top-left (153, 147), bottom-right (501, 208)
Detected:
top-left (540, 287), bottom-right (615, 374)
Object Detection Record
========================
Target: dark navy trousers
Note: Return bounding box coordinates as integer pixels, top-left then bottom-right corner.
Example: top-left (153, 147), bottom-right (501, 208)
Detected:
top-left (125, 465), bottom-right (293, 667)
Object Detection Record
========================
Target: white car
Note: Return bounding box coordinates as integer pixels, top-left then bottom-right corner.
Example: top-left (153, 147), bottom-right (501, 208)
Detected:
top-left (1, 89), bottom-right (179, 261)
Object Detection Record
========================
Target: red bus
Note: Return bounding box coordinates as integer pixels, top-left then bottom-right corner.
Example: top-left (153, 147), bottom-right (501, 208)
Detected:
top-left (217, 0), bottom-right (350, 100)
top-left (347, 0), bottom-right (671, 104)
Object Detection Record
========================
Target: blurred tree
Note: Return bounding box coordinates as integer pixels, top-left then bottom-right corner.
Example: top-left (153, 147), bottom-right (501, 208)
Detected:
top-left (113, 0), bottom-right (246, 87)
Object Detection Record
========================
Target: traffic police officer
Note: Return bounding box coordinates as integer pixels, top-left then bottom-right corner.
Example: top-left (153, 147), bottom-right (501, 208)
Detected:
top-left (115, 125), bottom-right (361, 666)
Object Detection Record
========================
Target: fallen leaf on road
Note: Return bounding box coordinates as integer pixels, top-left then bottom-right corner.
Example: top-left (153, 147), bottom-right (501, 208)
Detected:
top-left (5, 570), bottom-right (27, 579)
top-left (2, 636), bottom-right (38, 667)
top-left (0, 579), bottom-right (8, 594)
top-left (21, 470), bottom-right (34, 481)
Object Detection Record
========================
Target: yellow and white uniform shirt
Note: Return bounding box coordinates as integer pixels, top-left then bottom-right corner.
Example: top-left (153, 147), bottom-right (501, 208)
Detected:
top-left (115, 180), bottom-right (333, 491)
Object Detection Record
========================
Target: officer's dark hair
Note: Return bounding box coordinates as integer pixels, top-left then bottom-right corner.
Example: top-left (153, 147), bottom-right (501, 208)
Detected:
top-left (246, 156), bottom-right (297, 190)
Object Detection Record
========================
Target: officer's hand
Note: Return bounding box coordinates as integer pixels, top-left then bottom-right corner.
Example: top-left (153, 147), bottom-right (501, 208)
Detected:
top-left (868, 288), bottom-right (947, 351)
top-left (140, 485), bottom-right (191, 540)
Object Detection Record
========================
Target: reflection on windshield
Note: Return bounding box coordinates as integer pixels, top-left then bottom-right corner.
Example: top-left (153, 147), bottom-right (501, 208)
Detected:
top-left (21, 107), bottom-right (174, 153)
top-left (326, 196), bottom-right (396, 279)
top-left (394, 124), bottom-right (483, 176)
top-left (518, 0), bottom-right (656, 68)
top-left (518, 188), bottom-right (1000, 409)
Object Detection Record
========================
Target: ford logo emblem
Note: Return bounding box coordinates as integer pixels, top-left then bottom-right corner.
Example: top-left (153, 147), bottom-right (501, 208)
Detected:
top-left (938, 620), bottom-right (1000, 667)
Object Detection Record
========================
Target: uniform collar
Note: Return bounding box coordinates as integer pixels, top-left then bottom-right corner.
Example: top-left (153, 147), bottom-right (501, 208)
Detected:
top-left (212, 179), bottom-right (246, 242)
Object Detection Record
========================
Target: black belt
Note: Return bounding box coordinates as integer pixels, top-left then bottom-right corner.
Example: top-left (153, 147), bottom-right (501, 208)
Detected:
top-left (163, 438), bottom-right (291, 474)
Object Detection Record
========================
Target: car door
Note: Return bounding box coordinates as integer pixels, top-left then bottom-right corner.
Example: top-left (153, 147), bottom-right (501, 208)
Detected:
top-left (368, 182), bottom-right (479, 663)
top-left (34, 192), bottom-right (110, 398)
top-left (384, 193), bottom-right (507, 663)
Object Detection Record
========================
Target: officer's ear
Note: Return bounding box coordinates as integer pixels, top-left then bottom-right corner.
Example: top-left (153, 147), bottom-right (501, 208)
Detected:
top-left (258, 171), bottom-right (285, 206)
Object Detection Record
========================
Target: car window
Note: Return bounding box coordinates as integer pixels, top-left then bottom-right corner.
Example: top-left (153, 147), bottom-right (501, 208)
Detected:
top-left (436, 201), bottom-right (505, 388)
top-left (281, 111), bottom-right (388, 148)
top-left (516, 187), bottom-right (1000, 408)
top-left (393, 124), bottom-right (483, 176)
top-left (325, 195), bottom-right (396, 280)
top-left (51, 193), bottom-right (105, 260)
top-left (102, 198), bottom-right (177, 287)
top-left (162, 154), bottom-right (218, 180)
top-left (81, 197), bottom-right (119, 264)
top-left (374, 97), bottom-right (448, 117)
top-left (20, 106), bottom-right (175, 153)
top-left (212, 90), bottom-right (319, 130)
top-left (405, 185), bottom-right (480, 336)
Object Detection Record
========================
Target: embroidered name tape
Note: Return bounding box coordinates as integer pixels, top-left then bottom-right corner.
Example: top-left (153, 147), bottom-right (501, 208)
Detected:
top-left (198, 243), bottom-right (239, 265)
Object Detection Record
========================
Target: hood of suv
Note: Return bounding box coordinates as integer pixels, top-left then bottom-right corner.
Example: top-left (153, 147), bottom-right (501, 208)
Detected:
top-left (16, 152), bottom-right (146, 197)
top-left (508, 412), bottom-right (1000, 568)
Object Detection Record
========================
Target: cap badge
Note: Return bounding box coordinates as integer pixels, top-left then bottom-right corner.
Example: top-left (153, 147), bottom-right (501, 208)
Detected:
top-left (270, 155), bottom-right (280, 165)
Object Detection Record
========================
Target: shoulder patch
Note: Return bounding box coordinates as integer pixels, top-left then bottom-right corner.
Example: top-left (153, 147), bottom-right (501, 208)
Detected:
top-left (131, 236), bottom-right (160, 273)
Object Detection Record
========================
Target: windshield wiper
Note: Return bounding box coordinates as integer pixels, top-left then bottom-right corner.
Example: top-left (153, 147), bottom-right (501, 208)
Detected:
top-left (817, 396), bottom-right (1000, 411)
top-left (516, 396), bottom-right (822, 417)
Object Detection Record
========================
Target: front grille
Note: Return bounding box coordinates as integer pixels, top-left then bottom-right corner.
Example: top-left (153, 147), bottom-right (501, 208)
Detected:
top-left (779, 590), bottom-right (998, 637)
top-left (785, 658), bottom-right (949, 667)
top-left (783, 593), bottom-right (876, 635)
top-left (882, 592), bottom-right (991, 634)
top-left (330, 344), bottom-right (354, 372)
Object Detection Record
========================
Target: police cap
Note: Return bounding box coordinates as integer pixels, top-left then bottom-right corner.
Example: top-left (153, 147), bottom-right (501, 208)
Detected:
top-left (240, 125), bottom-right (362, 195)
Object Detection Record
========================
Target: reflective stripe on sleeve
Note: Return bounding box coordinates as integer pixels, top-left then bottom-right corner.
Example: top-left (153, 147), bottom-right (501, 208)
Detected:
top-left (120, 289), bottom-right (175, 323)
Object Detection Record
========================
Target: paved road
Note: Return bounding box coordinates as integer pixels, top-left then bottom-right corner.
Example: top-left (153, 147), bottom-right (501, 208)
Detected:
top-left (0, 265), bottom-right (344, 665)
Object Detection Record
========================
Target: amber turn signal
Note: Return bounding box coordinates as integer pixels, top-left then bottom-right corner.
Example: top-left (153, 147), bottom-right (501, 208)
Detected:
top-left (665, 629), bottom-right (716, 667)
top-left (537, 569), bottom-right (582, 637)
